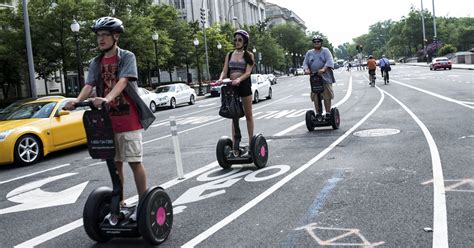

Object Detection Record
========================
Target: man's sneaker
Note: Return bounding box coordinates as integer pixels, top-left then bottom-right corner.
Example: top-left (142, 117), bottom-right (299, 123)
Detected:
top-left (325, 113), bottom-right (332, 120)
top-left (315, 113), bottom-right (323, 121)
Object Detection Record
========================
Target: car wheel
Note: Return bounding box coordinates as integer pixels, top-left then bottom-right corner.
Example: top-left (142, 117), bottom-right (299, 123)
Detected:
top-left (266, 88), bottom-right (272, 99)
top-left (430, 67), bottom-right (433, 71)
top-left (253, 91), bottom-right (259, 103)
top-left (170, 98), bottom-right (176, 109)
top-left (449, 67), bottom-right (452, 70)
top-left (149, 101), bottom-right (157, 113)
top-left (14, 134), bottom-right (42, 166)
top-left (189, 95), bottom-right (195, 105)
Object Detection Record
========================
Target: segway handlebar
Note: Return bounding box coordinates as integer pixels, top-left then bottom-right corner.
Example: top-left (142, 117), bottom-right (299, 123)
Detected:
top-left (222, 78), bottom-right (233, 86)
top-left (73, 101), bottom-right (107, 110)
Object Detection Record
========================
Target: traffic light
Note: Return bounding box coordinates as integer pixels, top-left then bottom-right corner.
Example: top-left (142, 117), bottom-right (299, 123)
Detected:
top-left (200, 8), bottom-right (206, 24)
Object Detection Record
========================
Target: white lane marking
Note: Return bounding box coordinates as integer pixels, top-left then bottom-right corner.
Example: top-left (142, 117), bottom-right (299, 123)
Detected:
top-left (379, 87), bottom-right (448, 248)
top-left (13, 96), bottom-right (294, 246)
top-left (14, 162), bottom-right (220, 248)
top-left (199, 103), bottom-right (217, 107)
top-left (391, 79), bottom-right (474, 109)
top-left (0, 164), bottom-right (71, 185)
top-left (144, 95), bottom-right (293, 144)
top-left (151, 106), bottom-right (219, 127)
top-left (14, 219), bottom-right (83, 248)
top-left (274, 75), bottom-right (353, 136)
top-left (182, 83), bottom-right (383, 248)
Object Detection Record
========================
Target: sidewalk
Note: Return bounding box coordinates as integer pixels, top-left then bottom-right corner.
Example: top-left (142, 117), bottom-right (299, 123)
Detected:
top-left (405, 62), bottom-right (474, 70)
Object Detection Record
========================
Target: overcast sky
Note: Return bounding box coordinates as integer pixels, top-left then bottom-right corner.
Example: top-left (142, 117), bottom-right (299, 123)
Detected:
top-left (267, 0), bottom-right (473, 47)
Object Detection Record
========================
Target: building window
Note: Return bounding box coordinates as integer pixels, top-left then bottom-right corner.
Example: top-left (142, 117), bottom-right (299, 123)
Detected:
top-left (173, 0), bottom-right (185, 9)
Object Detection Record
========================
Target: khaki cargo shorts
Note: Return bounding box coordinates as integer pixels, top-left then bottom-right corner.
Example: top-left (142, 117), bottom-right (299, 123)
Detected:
top-left (114, 129), bottom-right (143, 163)
top-left (310, 83), bottom-right (334, 101)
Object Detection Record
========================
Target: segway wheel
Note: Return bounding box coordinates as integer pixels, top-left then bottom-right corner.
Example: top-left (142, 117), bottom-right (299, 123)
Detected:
top-left (330, 108), bottom-right (340, 130)
top-left (138, 187), bottom-right (173, 245)
top-left (216, 136), bottom-right (233, 169)
top-left (305, 110), bottom-right (315, 131)
top-left (251, 134), bottom-right (268, 168)
top-left (83, 187), bottom-right (113, 243)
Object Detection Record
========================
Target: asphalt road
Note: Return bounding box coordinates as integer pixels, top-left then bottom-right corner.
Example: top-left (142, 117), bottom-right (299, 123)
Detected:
top-left (0, 65), bottom-right (473, 247)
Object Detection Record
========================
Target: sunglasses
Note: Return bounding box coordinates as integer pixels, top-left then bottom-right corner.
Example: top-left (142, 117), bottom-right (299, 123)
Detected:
top-left (313, 40), bottom-right (322, 43)
top-left (234, 38), bottom-right (243, 43)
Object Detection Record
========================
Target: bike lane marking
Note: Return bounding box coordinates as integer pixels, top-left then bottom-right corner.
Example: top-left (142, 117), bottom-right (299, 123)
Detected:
top-left (379, 87), bottom-right (448, 248)
top-left (13, 161), bottom-right (219, 248)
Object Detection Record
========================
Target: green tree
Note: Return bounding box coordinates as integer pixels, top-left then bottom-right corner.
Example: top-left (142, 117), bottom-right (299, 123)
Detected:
top-left (438, 44), bottom-right (457, 56)
top-left (0, 8), bottom-right (25, 99)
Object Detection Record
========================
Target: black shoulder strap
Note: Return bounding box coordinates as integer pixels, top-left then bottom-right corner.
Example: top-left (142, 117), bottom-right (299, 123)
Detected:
top-left (226, 51), bottom-right (233, 79)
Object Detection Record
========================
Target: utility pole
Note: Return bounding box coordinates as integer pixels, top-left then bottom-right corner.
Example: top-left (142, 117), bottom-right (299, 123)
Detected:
top-left (200, 7), bottom-right (211, 81)
top-left (22, 0), bottom-right (37, 97)
top-left (432, 0), bottom-right (437, 38)
top-left (420, 0), bottom-right (428, 62)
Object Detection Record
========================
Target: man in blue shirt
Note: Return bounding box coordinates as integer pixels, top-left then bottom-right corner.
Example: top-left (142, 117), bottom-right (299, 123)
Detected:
top-left (379, 55), bottom-right (390, 83)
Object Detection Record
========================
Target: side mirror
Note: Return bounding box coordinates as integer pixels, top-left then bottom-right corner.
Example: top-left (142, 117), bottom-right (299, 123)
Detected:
top-left (58, 110), bottom-right (70, 117)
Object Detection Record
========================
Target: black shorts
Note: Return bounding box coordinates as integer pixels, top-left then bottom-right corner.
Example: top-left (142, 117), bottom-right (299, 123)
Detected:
top-left (237, 79), bottom-right (252, 97)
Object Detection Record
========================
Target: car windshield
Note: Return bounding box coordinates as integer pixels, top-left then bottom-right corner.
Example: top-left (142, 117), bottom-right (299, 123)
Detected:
top-left (156, 86), bottom-right (175, 93)
top-left (0, 98), bottom-right (36, 120)
top-left (4, 102), bottom-right (57, 120)
top-left (436, 58), bottom-right (448, 62)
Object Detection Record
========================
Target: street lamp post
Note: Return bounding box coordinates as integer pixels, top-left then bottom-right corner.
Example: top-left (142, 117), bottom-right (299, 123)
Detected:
top-left (152, 32), bottom-right (161, 87)
top-left (227, 1), bottom-right (243, 23)
top-left (252, 47), bottom-right (259, 73)
top-left (70, 19), bottom-right (84, 95)
top-left (285, 52), bottom-right (289, 76)
top-left (194, 38), bottom-right (203, 96)
top-left (291, 52), bottom-right (295, 69)
top-left (217, 42), bottom-right (223, 68)
top-left (232, 16), bottom-right (242, 28)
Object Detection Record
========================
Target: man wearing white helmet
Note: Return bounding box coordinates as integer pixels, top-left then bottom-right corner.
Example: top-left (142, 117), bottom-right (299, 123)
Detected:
top-left (303, 35), bottom-right (336, 120)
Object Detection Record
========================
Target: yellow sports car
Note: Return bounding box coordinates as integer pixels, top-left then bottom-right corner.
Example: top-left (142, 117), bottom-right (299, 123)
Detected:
top-left (0, 96), bottom-right (87, 166)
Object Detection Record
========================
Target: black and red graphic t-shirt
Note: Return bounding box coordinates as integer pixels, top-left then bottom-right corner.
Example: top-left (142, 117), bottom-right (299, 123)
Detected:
top-left (101, 55), bottom-right (142, 133)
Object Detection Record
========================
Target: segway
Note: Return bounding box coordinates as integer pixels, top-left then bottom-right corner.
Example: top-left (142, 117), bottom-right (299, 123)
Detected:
top-left (75, 101), bottom-right (172, 245)
top-left (216, 79), bottom-right (269, 169)
top-left (305, 73), bottom-right (340, 131)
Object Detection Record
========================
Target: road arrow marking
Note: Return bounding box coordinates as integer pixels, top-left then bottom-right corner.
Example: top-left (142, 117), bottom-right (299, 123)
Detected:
top-left (0, 173), bottom-right (88, 215)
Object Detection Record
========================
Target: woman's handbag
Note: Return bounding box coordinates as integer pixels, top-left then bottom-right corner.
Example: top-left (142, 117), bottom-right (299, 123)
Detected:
top-left (219, 85), bottom-right (245, 119)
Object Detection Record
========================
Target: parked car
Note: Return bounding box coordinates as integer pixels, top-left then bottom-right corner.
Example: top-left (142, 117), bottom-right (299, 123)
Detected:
top-left (155, 83), bottom-right (197, 109)
top-left (430, 57), bottom-right (452, 70)
top-left (388, 59), bottom-right (396, 65)
top-left (209, 80), bottom-right (224, 97)
top-left (250, 74), bottom-right (272, 103)
top-left (138, 87), bottom-right (158, 113)
top-left (295, 68), bottom-right (305, 76)
top-left (267, 74), bottom-right (277, 85)
top-left (0, 96), bottom-right (87, 166)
